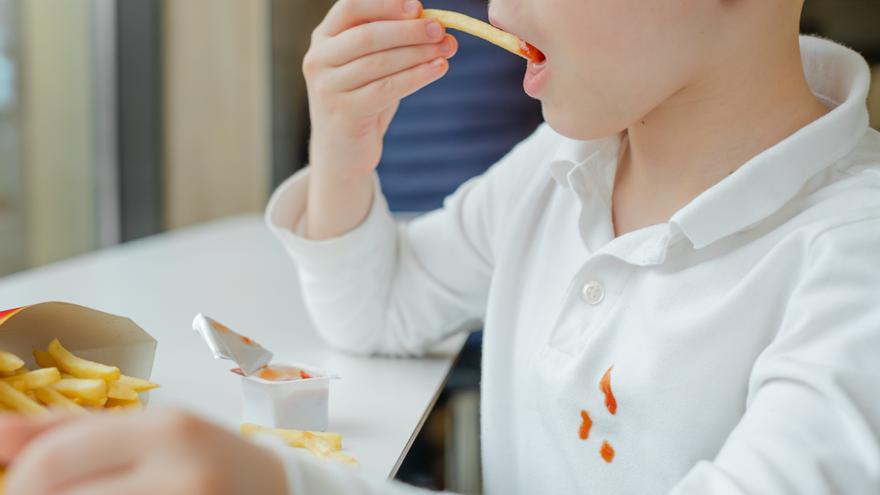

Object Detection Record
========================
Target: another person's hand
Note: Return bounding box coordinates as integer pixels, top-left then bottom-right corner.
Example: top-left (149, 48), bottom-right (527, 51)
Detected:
top-left (0, 410), bottom-right (288, 495)
top-left (303, 0), bottom-right (457, 181)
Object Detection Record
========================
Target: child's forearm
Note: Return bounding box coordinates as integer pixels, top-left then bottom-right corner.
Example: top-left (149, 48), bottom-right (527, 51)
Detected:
top-left (304, 167), bottom-right (374, 241)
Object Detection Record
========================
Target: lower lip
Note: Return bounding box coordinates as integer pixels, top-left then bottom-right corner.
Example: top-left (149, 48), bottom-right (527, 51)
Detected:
top-left (523, 58), bottom-right (549, 97)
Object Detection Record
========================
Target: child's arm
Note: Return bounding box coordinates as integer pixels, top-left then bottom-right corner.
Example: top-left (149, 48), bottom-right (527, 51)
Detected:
top-left (670, 217), bottom-right (880, 494)
top-left (267, 125), bottom-right (552, 356)
top-left (298, 0), bottom-right (455, 241)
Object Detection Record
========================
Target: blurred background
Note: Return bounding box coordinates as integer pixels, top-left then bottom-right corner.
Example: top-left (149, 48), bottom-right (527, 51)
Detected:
top-left (0, 1), bottom-right (878, 492)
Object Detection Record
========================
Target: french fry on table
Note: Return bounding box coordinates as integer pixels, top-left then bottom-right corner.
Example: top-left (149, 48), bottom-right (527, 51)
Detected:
top-left (240, 423), bottom-right (343, 450)
top-left (240, 423), bottom-right (358, 466)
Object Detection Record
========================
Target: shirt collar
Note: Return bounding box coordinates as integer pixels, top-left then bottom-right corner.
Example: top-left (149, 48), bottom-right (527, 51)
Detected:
top-left (671, 35), bottom-right (872, 249)
top-left (546, 35), bottom-right (872, 250)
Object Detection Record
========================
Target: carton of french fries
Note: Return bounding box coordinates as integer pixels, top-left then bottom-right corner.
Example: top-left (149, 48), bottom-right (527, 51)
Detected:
top-left (0, 302), bottom-right (158, 414)
top-left (1, 302), bottom-right (160, 491)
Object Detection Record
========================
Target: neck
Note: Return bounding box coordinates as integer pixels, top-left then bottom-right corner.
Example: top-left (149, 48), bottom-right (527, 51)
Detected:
top-left (619, 34), bottom-right (829, 206)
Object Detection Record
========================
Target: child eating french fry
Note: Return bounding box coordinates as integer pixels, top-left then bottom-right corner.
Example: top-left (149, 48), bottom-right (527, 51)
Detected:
top-left (2, 0), bottom-right (879, 494)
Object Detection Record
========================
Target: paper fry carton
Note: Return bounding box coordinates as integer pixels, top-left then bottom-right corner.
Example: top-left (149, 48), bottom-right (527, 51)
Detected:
top-left (0, 302), bottom-right (157, 383)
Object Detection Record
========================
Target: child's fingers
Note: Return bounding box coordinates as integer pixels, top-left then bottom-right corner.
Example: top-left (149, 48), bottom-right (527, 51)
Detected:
top-left (0, 414), bottom-right (73, 463)
top-left (322, 18), bottom-right (445, 67)
top-left (6, 415), bottom-right (146, 494)
top-left (343, 57), bottom-right (449, 113)
top-left (328, 35), bottom-right (457, 92)
top-left (318, 0), bottom-right (422, 38)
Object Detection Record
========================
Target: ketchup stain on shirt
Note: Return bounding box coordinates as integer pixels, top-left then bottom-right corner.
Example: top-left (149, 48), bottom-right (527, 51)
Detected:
top-left (600, 366), bottom-right (617, 415)
top-left (600, 440), bottom-right (615, 463)
top-left (578, 410), bottom-right (592, 440)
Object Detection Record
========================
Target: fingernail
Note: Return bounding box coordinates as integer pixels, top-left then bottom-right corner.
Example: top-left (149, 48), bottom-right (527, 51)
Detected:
top-left (430, 58), bottom-right (445, 69)
top-left (426, 21), bottom-right (443, 39)
top-left (404, 1), bottom-right (420, 15)
top-left (439, 37), bottom-right (455, 55)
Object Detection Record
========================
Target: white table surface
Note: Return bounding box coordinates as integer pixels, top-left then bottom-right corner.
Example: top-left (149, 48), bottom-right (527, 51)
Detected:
top-left (0, 215), bottom-right (466, 478)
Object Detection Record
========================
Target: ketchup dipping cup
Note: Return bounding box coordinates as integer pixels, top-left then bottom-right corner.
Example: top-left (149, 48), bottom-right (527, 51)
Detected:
top-left (240, 363), bottom-right (337, 431)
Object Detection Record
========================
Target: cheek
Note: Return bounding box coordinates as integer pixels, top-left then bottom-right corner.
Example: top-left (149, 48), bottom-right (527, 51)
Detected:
top-left (538, 4), bottom-right (711, 139)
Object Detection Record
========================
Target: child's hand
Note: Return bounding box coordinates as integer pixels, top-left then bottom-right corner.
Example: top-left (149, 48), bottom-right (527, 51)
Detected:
top-left (0, 411), bottom-right (288, 495)
top-left (304, 0), bottom-right (457, 181)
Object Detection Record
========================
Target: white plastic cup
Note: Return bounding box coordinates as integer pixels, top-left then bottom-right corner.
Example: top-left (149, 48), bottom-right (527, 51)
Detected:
top-left (240, 363), bottom-right (336, 431)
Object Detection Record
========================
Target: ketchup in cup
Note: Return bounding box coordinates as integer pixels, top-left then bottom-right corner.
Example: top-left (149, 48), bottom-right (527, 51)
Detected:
top-left (193, 314), bottom-right (338, 431)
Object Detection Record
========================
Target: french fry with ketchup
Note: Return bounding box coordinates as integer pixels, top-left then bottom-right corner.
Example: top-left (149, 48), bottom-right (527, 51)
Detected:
top-left (420, 9), bottom-right (544, 62)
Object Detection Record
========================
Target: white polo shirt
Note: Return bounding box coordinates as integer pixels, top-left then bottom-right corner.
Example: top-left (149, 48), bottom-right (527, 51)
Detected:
top-left (266, 35), bottom-right (880, 495)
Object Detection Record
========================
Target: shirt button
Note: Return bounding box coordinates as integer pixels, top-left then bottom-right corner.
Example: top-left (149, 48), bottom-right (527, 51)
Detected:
top-left (581, 281), bottom-right (605, 305)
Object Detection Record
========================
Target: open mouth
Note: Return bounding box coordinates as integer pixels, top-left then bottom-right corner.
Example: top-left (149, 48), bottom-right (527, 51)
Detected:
top-left (523, 48), bottom-right (550, 97)
top-left (519, 40), bottom-right (546, 64)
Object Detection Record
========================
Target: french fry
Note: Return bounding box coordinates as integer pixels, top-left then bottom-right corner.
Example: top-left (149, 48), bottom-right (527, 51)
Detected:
top-left (0, 368), bottom-right (26, 378)
top-left (302, 433), bottom-right (359, 466)
top-left (1, 467), bottom-right (6, 495)
top-left (33, 349), bottom-right (58, 368)
top-left (0, 380), bottom-right (47, 415)
top-left (108, 382), bottom-right (138, 401)
top-left (0, 346), bottom-right (156, 418)
top-left (48, 339), bottom-right (120, 381)
top-left (2, 367), bottom-right (61, 391)
top-left (52, 378), bottom-right (108, 402)
top-left (105, 397), bottom-right (142, 410)
top-left (240, 423), bottom-right (343, 451)
top-left (117, 374), bottom-right (160, 393)
top-left (0, 350), bottom-right (24, 373)
top-left (75, 396), bottom-right (109, 408)
top-left (420, 9), bottom-right (544, 62)
top-left (33, 387), bottom-right (88, 415)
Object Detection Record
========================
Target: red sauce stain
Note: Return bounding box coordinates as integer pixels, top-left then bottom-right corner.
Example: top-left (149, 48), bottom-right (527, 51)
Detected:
top-left (599, 366), bottom-right (617, 415)
top-left (240, 336), bottom-right (254, 345)
top-left (518, 41), bottom-right (545, 63)
top-left (299, 370), bottom-right (312, 380)
top-left (230, 367), bottom-right (245, 376)
top-left (578, 410), bottom-right (592, 440)
top-left (600, 440), bottom-right (615, 463)
top-left (212, 321), bottom-right (231, 333)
